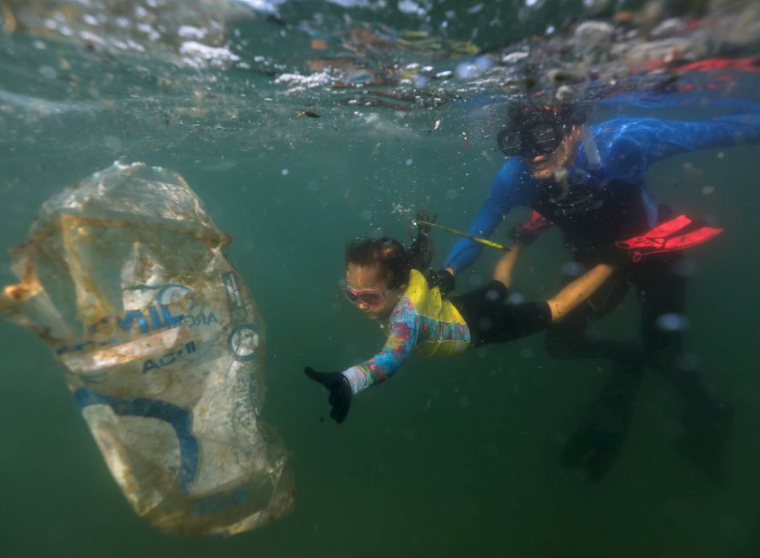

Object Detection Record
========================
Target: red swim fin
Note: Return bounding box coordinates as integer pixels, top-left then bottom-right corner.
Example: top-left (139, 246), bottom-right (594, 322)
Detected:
top-left (615, 215), bottom-right (692, 250)
top-left (615, 215), bottom-right (722, 262)
top-left (662, 226), bottom-right (723, 251)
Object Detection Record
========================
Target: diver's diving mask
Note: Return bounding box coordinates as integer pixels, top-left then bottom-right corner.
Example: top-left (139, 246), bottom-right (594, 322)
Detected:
top-left (497, 115), bottom-right (569, 159)
top-left (497, 101), bottom-right (588, 159)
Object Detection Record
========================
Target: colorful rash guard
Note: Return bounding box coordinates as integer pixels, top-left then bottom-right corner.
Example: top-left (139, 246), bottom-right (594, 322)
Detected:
top-left (342, 269), bottom-right (471, 395)
top-left (443, 113), bottom-right (760, 272)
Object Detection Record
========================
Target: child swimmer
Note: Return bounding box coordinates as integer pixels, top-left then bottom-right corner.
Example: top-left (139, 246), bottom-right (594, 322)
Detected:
top-left (305, 226), bottom-right (615, 423)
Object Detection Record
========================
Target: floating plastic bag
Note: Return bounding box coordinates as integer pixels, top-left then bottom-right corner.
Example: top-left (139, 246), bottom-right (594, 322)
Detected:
top-left (0, 162), bottom-right (294, 535)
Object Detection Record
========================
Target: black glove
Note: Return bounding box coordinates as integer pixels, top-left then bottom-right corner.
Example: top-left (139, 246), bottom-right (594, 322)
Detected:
top-left (413, 210), bottom-right (435, 233)
top-left (426, 268), bottom-right (456, 295)
top-left (508, 213), bottom-right (552, 246)
top-left (508, 222), bottom-right (543, 246)
top-left (304, 367), bottom-right (352, 424)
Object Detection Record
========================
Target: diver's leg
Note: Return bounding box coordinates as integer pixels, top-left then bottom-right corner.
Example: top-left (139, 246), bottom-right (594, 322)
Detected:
top-left (634, 254), bottom-right (733, 481)
top-left (545, 269), bottom-right (646, 481)
top-left (548, 307), bottom-right (646, 481)
top-left (633, 256), bottom-right (710, 404)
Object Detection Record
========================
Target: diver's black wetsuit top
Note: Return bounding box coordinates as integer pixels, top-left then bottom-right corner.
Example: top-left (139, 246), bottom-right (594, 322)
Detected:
top-left (529, 176), bottom-right (650, 257)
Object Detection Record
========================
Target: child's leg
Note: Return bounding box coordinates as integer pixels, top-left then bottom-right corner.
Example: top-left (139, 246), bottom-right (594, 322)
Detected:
top-left (547, 264), bottom-right (616, 322)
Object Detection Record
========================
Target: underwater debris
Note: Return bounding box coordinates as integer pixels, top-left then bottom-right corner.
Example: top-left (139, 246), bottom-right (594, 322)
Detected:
top-left (295, 110), bottom-right (321, 118)
top-left (0, 162), bottom-right (295, 536)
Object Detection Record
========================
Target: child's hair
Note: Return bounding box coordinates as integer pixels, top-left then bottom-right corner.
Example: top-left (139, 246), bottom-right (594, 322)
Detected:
top-left (346, 228), bottom-right (433, 290)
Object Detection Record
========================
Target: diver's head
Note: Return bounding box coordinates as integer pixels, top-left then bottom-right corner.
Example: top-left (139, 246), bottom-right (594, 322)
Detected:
top-left (497, 101), bottom-right (587, 180)
top-left (344, 237), bottom-right (409, 320)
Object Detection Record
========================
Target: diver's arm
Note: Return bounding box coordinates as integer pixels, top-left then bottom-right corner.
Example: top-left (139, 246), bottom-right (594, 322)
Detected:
top-left (546, 264), bottom-right (616, 322)
top-left (442, 198), bottom-right (507, 275)
top-left (604, 114), bottom-right (760, 181)
top-left (688, 113), bottom-right (760, 149)
top-left (442, 159), bottom-right (534, 274)
top-left (342, 297), bottom-right (419, 395)
top-left (652, 115), bottom-right (760, 158)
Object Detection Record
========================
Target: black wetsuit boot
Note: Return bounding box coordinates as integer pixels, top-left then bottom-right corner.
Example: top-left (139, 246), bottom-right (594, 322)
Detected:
top-left (557, 348), bottom-right (645, 482)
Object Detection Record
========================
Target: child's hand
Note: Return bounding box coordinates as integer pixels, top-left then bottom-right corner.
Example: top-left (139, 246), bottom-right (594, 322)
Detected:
top-left (304, 367), bottom-right (352, 424)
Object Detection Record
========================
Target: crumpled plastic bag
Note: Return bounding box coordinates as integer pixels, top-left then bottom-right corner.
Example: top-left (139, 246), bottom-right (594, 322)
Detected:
top-left (0, 162), bottom-right (294, 536)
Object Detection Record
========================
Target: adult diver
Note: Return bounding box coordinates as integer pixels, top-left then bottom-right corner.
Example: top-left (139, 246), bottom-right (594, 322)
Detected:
top-left (433, 94), bottom-right (760, 482)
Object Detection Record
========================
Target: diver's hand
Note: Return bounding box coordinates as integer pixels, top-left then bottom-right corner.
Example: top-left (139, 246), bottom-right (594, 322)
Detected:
top-left (426, 268), bottom-right (456, 295)
top-left (413, 210), bottom-right (435, 233)
top-left (508, 212), bottom-right (552, 246)
top-left (304, 367), bottom-right (352, 424)
top-left (507, 222), bottom-right (539, 246)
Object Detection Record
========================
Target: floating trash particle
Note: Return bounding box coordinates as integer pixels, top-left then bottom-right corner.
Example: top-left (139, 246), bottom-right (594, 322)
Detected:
top-left (310, 38), bottom-right (327, 50)
top-left (295, 110), bottom-right (321, 119)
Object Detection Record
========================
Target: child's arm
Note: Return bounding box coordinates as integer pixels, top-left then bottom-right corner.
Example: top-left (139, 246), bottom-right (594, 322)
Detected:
top-left (546, 264), bottom-right (616, 322)
top-left (305, 297), bottom-right (419, 424)
top-left (492, 244), bottom-right (524, 288)
top-left (342, 297), bottom-right (418, 395)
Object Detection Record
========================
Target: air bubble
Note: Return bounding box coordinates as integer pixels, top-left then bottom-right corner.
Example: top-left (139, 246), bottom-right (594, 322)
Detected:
top-left (561, 261), bottom-right (585, 277)
top-left (656, 313), bottom-right (690, 332)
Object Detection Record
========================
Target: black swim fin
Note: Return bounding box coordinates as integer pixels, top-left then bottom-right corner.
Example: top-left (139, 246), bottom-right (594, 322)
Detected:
top-left (560, 369), bottom-right (643, 482)
top-left (675, 399), bottom-right (734, 484)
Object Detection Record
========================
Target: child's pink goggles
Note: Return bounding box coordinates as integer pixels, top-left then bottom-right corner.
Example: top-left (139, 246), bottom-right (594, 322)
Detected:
top-left (342, 285), bottom-right (389, 308)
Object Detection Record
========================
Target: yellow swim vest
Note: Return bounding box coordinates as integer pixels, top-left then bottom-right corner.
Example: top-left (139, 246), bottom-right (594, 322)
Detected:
top-left (403, 269), bottom-right (471, 358)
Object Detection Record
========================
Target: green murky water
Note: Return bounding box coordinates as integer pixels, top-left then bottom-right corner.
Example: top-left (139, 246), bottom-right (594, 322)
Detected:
top-left (1, 1), bottom-right (760, 556)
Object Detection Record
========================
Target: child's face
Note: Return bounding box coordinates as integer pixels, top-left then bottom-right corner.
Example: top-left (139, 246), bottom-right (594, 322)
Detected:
top-left (345, 263), bottom-right (405, 321)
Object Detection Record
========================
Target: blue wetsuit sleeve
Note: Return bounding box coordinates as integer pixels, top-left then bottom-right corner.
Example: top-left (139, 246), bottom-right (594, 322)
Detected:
top-left (443, 159), bottom-right (534, 273)
top-left (603, 114), bottom-right (760, 183)
top-left (341, 297), bottom-right (418, 395)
